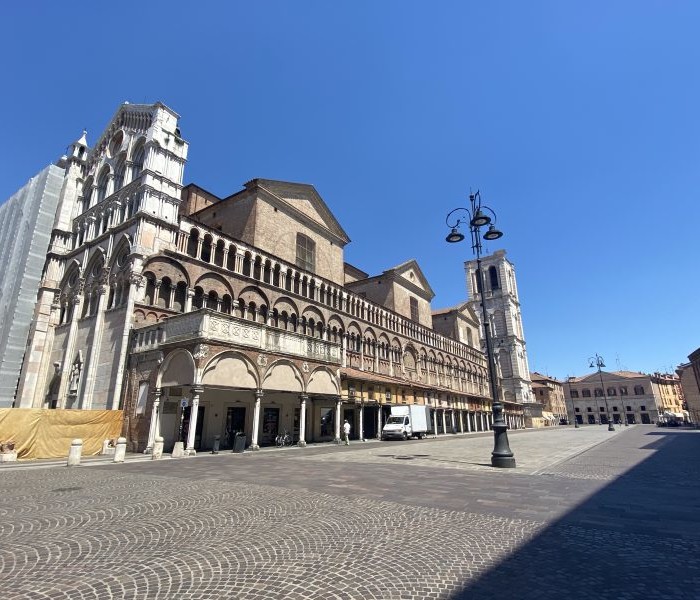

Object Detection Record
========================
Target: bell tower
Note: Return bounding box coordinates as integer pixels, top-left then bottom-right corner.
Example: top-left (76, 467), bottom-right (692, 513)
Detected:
top-left (466, 249), bottom-right (533, 405)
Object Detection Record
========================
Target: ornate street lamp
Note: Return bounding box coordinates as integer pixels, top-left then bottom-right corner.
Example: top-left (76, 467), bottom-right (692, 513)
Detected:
top-left (589, 354), bottom-right (615, 431)
top-left (445, 191), bottom-right (515, 468)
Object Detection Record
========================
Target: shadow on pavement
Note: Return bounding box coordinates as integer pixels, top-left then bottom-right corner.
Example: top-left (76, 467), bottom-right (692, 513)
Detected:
top-left (451, 429), bottom-right (700, 600)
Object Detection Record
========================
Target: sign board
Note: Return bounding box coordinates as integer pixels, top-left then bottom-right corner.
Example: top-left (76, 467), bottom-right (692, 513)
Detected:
top-left (181, 398), bottom-right (189, 409)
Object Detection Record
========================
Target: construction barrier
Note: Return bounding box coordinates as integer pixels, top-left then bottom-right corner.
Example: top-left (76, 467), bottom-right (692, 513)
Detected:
top-left (0, 408), bottom-right (124, 459)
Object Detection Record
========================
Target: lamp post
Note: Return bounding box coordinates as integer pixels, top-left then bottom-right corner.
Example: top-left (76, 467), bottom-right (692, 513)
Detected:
top-left (446, 191), bottom-right (515, 468)
top-left (589, 353), bottom-right (615, 432)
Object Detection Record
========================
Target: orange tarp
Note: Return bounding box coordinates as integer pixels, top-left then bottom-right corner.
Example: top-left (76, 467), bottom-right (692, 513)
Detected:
top-left (0, 408), bottom-right (124, 459)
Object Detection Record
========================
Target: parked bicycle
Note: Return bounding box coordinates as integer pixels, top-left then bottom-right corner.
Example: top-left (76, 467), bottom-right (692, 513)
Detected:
top-left (275, 430), bottom-right (294, 447)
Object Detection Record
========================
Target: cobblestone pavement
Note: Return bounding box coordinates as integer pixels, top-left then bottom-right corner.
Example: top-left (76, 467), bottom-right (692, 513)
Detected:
top-left (1, 426), bottom-right (698, 599)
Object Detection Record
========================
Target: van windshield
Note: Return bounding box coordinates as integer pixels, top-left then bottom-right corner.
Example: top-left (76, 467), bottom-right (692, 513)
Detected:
top-left (386, 416), bottom-right (406, 424)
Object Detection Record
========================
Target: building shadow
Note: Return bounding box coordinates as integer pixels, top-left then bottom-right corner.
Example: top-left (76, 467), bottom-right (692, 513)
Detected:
top-left (451, 429), bottom-right (700, 600)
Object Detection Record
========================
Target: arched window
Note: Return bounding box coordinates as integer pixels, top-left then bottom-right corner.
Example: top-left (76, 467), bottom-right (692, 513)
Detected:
top-left (158, 277), bottom-right (172, 309)
top-left (174, 282), bottom-right (187, 312)
top-left (131, 142), bottom-right (145, 182)
top-left (201, 235), bottom-right (213, 263)
top-left (214, 240), bottom-right (225, 267)
top-left (187, 229), bottom-right (199, 258)
top-left (242, 253), bottom-right (252, 277)
top-left (489, 266), bottom-right (500, 290)
top-left (222, 294), bottom-right (232, 314)
top-left (144, 274), bottom-right (156, 305)
top-left (206, 291), bottom-right (218, 310)
top-left (113, 154), bottom-right (126, 191)
top-left (594, 388), bottom-right (603, 397)
top-left (582, 389), bottom-right (591, 397)
top-left (634, 385), bottom-right (645, 395)
top-left (96, 167), bottom-right (110, 203)
top-left (192, 287), bottom-right (204, 309)
top-left (226, 245), bottom-right (236, 270)
top-left (607, 387), bottom-right (616, 396)
top-left (474, 269), bottom-right (482, 293)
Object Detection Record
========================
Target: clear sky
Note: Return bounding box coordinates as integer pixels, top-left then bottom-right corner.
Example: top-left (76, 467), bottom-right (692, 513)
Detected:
top-left (2, 1), bottom-right (698, 379)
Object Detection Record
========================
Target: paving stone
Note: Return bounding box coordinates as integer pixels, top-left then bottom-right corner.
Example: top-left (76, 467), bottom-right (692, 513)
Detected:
top-left (0, 426), bottom-right (698, 599)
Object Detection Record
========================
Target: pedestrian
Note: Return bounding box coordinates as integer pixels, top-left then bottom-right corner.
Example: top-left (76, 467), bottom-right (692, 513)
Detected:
top-left (343, 419), bottom-right (351, 445)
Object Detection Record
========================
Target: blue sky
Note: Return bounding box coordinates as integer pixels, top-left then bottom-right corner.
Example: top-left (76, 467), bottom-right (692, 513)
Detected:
top-left (2, 1), bottom-right (698, 379)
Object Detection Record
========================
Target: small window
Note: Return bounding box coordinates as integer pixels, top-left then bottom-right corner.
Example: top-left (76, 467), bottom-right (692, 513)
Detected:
top-left (575, 407), bottom-right (580, 413)
top-left (296, 233), bottom-right (315, 272)
top-left (634, 385), bottom-right (645, 395)
top-left (587, 407), bottom-right (592, 412)
top-left (571, 390), bottom-right (579, 398)
top-left (582, 389), bottom-right (591, 397)
top-left (600, 407), bottom-right (605, 412)
top-left (612, 406), bottom-right (618, 412)
top-left (594, 388), bottom-right (603, 397)
top-left (410, 297), bottom-right (419, 323)
top-left (639, 405), bottom-right (644, 411)
top-left (620, 387), bottom-right (628, 395)
top-left (607, 388), bottom-right (616, 396)
top-left (488, 266), bottom-right (500, 290)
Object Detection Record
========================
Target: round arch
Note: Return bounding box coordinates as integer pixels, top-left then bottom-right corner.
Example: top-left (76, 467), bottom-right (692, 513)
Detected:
top-left (201, 350), bottom-right (259, 389)
top-left (262, 359), bottom-right (304, 393)
top-left (157, 349), bottom-right (196, 388)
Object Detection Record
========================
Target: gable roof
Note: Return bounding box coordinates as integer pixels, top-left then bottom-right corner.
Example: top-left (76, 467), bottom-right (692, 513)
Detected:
top-left (385, 259), bottom-right (435, 300)
top-left (249, 178), bottom-right (351, 245)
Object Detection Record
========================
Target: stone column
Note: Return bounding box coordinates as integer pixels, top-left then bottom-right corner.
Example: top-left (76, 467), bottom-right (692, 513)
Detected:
top-left (467, 411), bottom-right (472, 432)
top-left (80, 280), bottom-right (110, 408)
top-left (459, 410), bottom-right (464, 433)
top-left (359, 401), bottom-right (365, 441)
top-left (251, 389), bottom-right (263, 450)
top-left (480, 412), bottom-right (486, 432)
top-left (185, 387), bottom-right (202, 454)
top-left (185, 289), bottom-right (194, 312)
top-left (298, 394), bottom-right (308, 447)
top-left (441, 410), bottom-right (447, 434)
top-left (57, 296), bottom-right (83, 407)
top-left (110, 270), bottom-right (143, 410)
top-left (334, 397), bottom-right (342, 444)
top-left (145, 388), bottom-right (162, 453)
top-left (377, 405), bottom-right (382, 439)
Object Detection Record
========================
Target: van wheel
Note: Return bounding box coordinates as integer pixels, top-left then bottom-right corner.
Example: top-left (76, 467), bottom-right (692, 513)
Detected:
top-left (402, 432), bottom-right (408, 441)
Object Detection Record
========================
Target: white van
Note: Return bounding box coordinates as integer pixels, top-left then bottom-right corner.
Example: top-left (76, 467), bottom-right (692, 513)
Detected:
top-left (381, 405), bottom-right (431, 440)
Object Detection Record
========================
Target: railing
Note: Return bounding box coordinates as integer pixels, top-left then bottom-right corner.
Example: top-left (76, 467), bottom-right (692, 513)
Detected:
top-left (133, 309), bottom-right (341, 364)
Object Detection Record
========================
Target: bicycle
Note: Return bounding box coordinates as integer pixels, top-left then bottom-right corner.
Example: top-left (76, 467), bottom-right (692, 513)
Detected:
top-left (275, 430), bottom-right (293, 447)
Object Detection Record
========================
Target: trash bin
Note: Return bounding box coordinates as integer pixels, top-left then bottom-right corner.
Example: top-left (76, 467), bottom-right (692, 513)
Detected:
top-left (232, 432), bottom-right (247, 453)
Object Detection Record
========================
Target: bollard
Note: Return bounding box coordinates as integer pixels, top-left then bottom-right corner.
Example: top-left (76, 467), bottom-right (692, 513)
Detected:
top-left (113, 437), bottom-right (127, 463)
top-left (67, 439), bottom-right (83, 467)
top-left (151, 436), bottom-right (164, 460)
top-left (212, 435), bottom-right (220, 454)
top-left (171, 441), bottom-right (185, 458)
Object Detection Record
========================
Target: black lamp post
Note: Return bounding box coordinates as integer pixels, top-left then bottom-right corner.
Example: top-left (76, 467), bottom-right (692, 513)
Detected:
top-left (589, 353), bottom-right (615, 432)
top-left (446, 191), bottom-right (515, 468)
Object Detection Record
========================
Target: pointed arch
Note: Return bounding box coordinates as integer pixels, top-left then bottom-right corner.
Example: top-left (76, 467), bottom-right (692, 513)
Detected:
top-left (307, 366), bottom-right (341, 395)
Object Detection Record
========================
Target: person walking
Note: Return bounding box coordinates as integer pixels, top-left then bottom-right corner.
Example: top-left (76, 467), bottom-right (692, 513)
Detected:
top-left (343, 419), bottom-right (351, 445)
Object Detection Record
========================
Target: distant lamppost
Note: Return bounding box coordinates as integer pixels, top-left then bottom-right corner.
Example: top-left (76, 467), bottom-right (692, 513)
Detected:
top-left (567, 376), bottom-right (580, 428)
top-left (446, 191), bottom-right (515, 468)
top-left (589, 354), bottom-right (615, 432)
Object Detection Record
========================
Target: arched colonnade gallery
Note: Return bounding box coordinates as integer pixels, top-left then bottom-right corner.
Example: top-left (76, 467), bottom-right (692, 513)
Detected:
top-left (131, 345), bottom-right (525, 454)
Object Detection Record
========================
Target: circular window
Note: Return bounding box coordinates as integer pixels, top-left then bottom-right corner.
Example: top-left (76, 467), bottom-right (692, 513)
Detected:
top-left (116, 249), bottom-right (129, 268)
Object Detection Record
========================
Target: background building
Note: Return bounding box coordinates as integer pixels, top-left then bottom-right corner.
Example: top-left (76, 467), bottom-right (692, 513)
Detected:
top-left (650, 372), bottom-right (685, 422)
top-left (530, 372), bottom-right (567, 425)
top-left (677, 350), bottom-right (700, 424)
top-left (0, 163), bottom-right (67, 406)
top-left (564, 371), bottom-right (666, 425)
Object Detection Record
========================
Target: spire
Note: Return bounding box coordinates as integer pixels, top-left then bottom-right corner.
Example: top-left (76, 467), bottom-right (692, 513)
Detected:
top-left (69, 130), bottom-right (88, 162)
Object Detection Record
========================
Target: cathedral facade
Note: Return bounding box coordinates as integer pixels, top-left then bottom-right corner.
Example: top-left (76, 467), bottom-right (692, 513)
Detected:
top-left (13, 102), bottom-right (524, 453)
